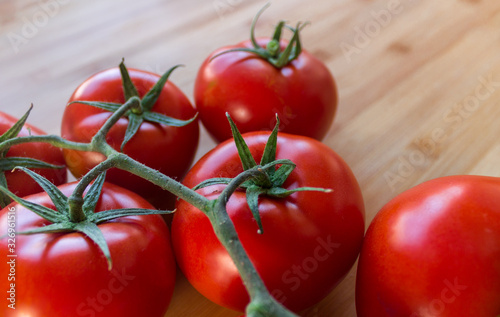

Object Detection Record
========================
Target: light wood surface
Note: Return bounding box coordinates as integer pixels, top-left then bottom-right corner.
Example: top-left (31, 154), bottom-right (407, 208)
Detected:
top-left (2, 0), bottom-right (500, 316)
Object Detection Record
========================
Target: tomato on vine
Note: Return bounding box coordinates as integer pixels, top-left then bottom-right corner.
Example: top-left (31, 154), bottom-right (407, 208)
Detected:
top-left (172, 117), bottom-right (364, 313)
top-left (61, 61), bottom-right (199, 210)
top-left (0, 107), bottom-right (66, 207)
top-left (194, 4), bottom-right (338, 142)
top-left (0, 169), bottom-right (176, 317)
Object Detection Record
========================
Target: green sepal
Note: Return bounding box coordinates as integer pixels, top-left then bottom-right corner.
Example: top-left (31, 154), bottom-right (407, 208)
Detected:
top-left (0, 105), bottom-right (35, 208)
top-left (269, 21), bottom-right (286, 56)
top-left (0, 157), bottom-right (65, 171)
top-left (226, 113), bottom-right (257, 171)
top-left (14, 167), bottom-right (69, 215)
top-left (266, 186), bottom-right (332, 198)
top-left (91, 208), bottom-right (173, 224)
top-left (272, 21), bottom-right (309, 67)
top-left (210, 47), bottom-right (271, 63)
top-left (82, 171), bottom-right (107, 218)
top-left (14, 222), bottom-right (75, 236)
top-left (143, 111), bottom-right (198, 127)
top-left (246, 185), bottom-right (266, 234)
top-left (284, 22), bottom-right (309, 61)
top-left (260, 115), bottom-right (280, 178)
top-left (0, 184), bottom-right (67, 223)
top-left (193, 177), bottom-right (233, 191)
top-left (74, 221), bottom-right (113, 270)
top-left (0, 105), bottom-right (32, 146)
top-left (260, 159), bottom-right (295, 170)
top-left (119, 59), bottom-right (140, 101)
top-left (227, 113), bottom-right (275, 188)
top-left (250, 2), bottom-right (270, 49)
top-left (121, 113), bottom-right (144, 151)
top-left (141, 64), bottom-right (184, 112)
top-left (192, 159), bottom-right (294, 191)
top-left (0, 172), bottom-right (10, 208)
top-left (68, 101), bottom-right (122, 113)
top-left (270, 163), bottom-right (295, 187)
top-left (274, 23), bottom-right (298, 67)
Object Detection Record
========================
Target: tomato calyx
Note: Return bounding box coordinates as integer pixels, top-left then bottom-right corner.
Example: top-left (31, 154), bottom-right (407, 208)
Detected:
top-left (0, 167), bottom-right (170, 270)
top-left (210, 3), bottom-right (309, 69)
top-left (69, 60), bottom-right (198, 151)
top-left (194, 114), bottom-right (331, 234)
top-left (0, 106), bottom-right (66, 208)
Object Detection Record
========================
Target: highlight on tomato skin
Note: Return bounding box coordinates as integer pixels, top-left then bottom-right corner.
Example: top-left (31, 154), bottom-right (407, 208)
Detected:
top-left (172, 131), bottom-right (365, 313)
top-left (355, 175), bottom-right (500, 317)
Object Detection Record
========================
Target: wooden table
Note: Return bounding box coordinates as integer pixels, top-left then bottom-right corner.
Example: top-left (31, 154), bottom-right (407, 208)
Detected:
top-left (2, 0), bottom-right (500, 316)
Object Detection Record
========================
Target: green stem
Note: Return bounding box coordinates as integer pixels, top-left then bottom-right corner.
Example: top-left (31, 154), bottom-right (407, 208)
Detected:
top-left (72, 157), bottom-right (119, 200)
top-left (67, 155), bottom-right (121, 222)
top-left (91, 96), bottom-right (142, 154)
top-left (210, 167), bottom-right (299, 317)
top-left (0, 135), bottom-right (90, 153)
top-left (250, 2), bottom-right (271, 49)
top-left (67, 195), bottom-right (85, 222)
top-left (64, 96), bottom-right (144, 221)
top-left (113, 154), bottom-right (210, 211)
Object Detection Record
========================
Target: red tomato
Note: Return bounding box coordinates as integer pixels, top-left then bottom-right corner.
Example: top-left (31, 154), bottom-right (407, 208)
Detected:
top-left (194, 38), bottom-right (337, 142)
top-left (0, 181), bottom-right (176, 317)
top-left (61, 67), bottom-right (199, 210)
top-left (172, 132), bottom-right (364, 312)
top-left (356, 175), bottom-right (500, 317)
top-left (0, 111), bottom-right (67, 198)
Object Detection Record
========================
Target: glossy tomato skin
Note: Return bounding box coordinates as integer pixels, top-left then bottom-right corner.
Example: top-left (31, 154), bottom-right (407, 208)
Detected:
top-left (172, 132), bottom-right (364, 312)
top-left (356, 175), bottom-right (500, 317)
top-left (0, 181), bottom-right (176, 317)
top-left (0, 111), bottom-right (67, 198)
top-left (61, 67), bottom-right (199, 209)
top-left (194, 38), bottom-right (337, 143)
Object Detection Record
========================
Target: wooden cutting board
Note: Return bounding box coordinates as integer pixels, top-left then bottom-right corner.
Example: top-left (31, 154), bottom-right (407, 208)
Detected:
top-left (2, 0), bottom-right (500, 316)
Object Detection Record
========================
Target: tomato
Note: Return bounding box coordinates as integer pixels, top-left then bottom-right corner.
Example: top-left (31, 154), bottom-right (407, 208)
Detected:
top-left (0, 181), bottom-right (176, 317)
top-left (194, 37), bottom-right (337, 143)
top-left (172, 132), bottom-right (365, 312)
top-left (0, 111), bottom-right (67, 199)
top-left (61, 66), bottom-right (199, 210)
top-left (356, 175), bottom-right (500, 317)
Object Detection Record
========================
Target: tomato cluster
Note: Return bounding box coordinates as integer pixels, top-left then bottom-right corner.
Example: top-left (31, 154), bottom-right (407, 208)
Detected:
top-left (0, 7), bottom-right (353, 316)
top-left (1, 5), bottom-right (499, 317)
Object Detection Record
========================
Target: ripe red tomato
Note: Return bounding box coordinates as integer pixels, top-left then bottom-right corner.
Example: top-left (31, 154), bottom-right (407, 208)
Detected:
top-left (0, 181), bottom-right (176, 317)
top-left (61, 66), bottom-right (199, 209)
top-left (194, 37), bottom-right (337, 142)
top-left (172, 132), bottom-right (364, 312)
top-left (356, 175), bottom-right (500, 317)
top-left (0, 111), bottom-right (67, 199)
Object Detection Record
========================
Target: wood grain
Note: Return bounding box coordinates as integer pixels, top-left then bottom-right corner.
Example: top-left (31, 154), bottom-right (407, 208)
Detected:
top-left (2, 0), bottom-right (500, 316)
